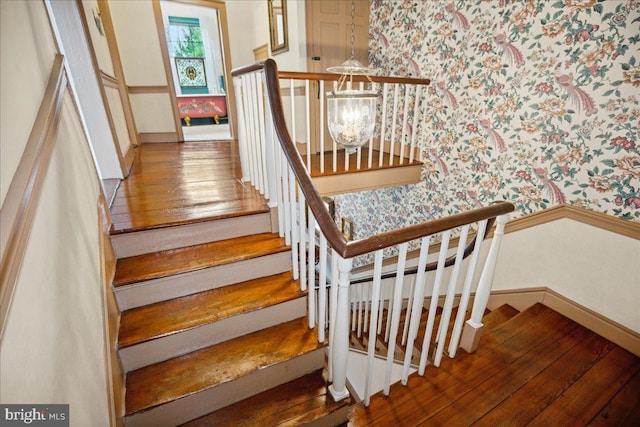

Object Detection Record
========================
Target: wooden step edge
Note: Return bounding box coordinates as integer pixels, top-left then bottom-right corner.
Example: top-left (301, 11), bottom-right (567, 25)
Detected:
top-left (179, 369), bottom-right (351, 427)
top-left (125, 318), bottom-right (326, 417)
top-left (481, 304), bottom-right (520, 331)
top-left (110, 205), bottom-right (270, 235)
top-left (118, 272), bottom-right (304, 349)
top-left (113, 233), bottom-right (288, 287)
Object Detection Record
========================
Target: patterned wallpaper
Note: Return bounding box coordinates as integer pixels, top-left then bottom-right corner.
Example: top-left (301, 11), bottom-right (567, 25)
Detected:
top-left (334, 0), bottom-right (640, 242)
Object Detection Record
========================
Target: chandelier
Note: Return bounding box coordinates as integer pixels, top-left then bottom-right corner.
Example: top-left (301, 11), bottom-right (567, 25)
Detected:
top-left (326, 1), bottom-right (377, 154)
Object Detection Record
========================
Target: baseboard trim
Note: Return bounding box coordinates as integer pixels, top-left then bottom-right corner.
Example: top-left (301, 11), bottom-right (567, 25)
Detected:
top-left (139, 132), bottom-right (179, 144)
top-left (488, 287), bottom-right (640, 357)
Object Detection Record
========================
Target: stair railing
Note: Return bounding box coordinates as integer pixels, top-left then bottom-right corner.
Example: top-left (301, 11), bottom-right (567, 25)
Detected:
top-left (232, 59), bottom-right (514, 405)
top-left (234, 64), bottom-right (431, 177)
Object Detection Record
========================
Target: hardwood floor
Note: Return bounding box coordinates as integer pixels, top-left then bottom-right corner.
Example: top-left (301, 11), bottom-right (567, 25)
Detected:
top-left (348, 304), bottom-right (640, 426)
top-left (111, 142), bottom-right (268, 233)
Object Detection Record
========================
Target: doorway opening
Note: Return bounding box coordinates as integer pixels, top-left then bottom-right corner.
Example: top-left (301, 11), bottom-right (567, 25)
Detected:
top-left (160, 1), bottom-right (232, 141)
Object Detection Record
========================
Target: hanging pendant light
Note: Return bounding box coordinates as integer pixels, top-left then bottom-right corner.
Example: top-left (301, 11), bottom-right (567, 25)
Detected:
top-left (326, 0), bottom-right (377, 154)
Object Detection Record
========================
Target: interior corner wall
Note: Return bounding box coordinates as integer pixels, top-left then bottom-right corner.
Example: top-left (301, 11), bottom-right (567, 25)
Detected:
top-left (493, 219), bottom-right (640, 332)
top-left (225, 0), bottom-right (306, 71)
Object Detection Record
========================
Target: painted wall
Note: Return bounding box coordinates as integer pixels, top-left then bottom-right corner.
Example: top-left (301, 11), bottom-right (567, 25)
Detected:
top-left (336, 0), bottom-right (639, 232)
top-left (494, 218), bottom-right (640, 332)
top-left (108, 0), bottom-right (177, 134)
top-left (48, 0), bottom-right (124, 180)
top-left (226, 0), bottom-right (307, 71)
top-left (0, 2), bottom-right (110, 423)
top-left (0, 1), bottom-right (57, 205)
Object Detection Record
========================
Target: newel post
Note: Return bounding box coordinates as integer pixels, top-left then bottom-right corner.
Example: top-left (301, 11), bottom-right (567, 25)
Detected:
top-left (460, 213), bottom-right (510, 353)
top-left (328, 256), bottom-right (352, 402)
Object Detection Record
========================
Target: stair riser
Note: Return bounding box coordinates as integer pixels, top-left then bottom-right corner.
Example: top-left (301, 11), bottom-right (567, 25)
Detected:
top-left (115, 252), bottom-right (292, 310)
top-left (124, 348), bottom-right (326, 427)
top-left (112, 213), bottom-right (272, 258)
top-left (120, 297), bottom-right (307, 372)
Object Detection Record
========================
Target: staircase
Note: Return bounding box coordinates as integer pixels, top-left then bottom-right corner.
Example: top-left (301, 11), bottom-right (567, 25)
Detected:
top-left (108, 144), bottom-right (350, 426)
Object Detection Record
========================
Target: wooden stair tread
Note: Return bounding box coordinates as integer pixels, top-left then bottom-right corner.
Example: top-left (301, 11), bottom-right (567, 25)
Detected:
top-left (111, 142), bottom-right (269, 233)
top-left (119, 271), bottom-right (304, 348)
top-left (114, 233), bottom-right (288, 287)
top-left (110, 200), bottom-right (269, 234)
top-left (180, 369), bottom-right (350, 427)
top-left (480, 304), bottom-right (520, 331)
top-left (308, 148), bottom-right (421, 177)
top-left (125, 317), bottom-right (325, 416)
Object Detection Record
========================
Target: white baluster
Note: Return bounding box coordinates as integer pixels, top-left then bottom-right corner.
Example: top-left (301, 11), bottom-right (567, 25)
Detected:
top-left (255, 73), bottom-right (268, 196)
top-left (461, 214), bottom-right (510, 353)
top-left (433, 225), bottom-right (470, 367)
top-left (389, 84), bottom-right (399, 166)
top-left (328, 256), bottom-right (352, 402)
top-left (318, 233), bottom-right (328, 342)
top-left (364, 250), bottom-right (384, 406)
top-left (418, 230), bottom-right (451, 375)
top-left (400, 85), bottom-right (410, 164)
top-left (305, 79), bottom-right (311, 170)
top-left (319, 80), bottom-right (325, 173)
top-left (402, 235), bottom-right (431, 384)
top-left (409, 85), bottom-right (422, 163)
top-left (378, 83), bottom-right (388, 167)
top-left (298, 191), bottom-right (307, 291)
top-left (328, 249), bottom-right (339, 382)
top-left (357, 281), bottom-right (364, 338)
top-left (290, 179), bottom-right (299, 281)
top-left (281, 153), bottom-right (291, 246)
top-left (384, 242), bottom-right (408, 395)
top-left (307, 206), bottom-right (316, 329)
top-left (232, 77), bottom-right (250, 182)
top-left (401, 277), bottom-right (415, 345)
top-left (449, 219), bottom-right (488, 358)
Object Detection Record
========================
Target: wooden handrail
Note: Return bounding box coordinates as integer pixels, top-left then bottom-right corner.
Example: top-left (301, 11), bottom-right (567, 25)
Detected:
top-left (237, 59), bottom-right (515, 259)
top-left (276, 70), bottom-right (432, 86)
top-left (0, 54), bottom-right (67, 337)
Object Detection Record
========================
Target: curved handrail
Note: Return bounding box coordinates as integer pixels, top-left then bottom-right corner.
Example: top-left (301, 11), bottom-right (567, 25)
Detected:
top-left (235, 59), bottom-right (515, 259)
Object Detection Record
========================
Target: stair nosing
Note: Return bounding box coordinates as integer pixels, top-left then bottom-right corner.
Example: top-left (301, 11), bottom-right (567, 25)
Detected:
top-left (113, 233), bottom-right (289, 287)
top-left (118, 272), bottom-right (306, 349)
top-left (110, 206), bottom-right (270, 235)
top-left (124, 317), bottom-right (326, 417)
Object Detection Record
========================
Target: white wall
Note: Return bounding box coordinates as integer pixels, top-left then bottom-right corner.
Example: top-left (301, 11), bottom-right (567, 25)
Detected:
top-left (108, 0), bottom-right (177, 135)
top-left (0, 0), bottom-right (57, 205)
top-left (1, 3), bottom-right (111, 424)
top-left (494, 219), bottom-right (640, 332)
top-left (47, 0), bottom-right (124, 180)
top-left (225, 0), bottom-right (306, 71)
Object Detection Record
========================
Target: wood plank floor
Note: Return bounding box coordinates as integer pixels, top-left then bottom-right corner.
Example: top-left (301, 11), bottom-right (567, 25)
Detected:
top-left (348, 304), bottom-right (640, 426)
top-left (111, 142), bottom-right (268, 233)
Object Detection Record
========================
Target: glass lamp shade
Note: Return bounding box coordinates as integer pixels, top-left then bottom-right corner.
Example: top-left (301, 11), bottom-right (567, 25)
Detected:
top-left (326, 90), bottom-right (378, 154)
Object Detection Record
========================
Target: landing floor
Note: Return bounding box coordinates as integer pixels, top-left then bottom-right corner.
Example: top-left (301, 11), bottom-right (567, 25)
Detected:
top-left (110, 142), bottom-right (268, 233)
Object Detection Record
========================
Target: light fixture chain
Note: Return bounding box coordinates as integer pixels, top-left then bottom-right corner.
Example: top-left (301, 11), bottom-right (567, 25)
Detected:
top-left (350, 0), bottom-right (355, 60)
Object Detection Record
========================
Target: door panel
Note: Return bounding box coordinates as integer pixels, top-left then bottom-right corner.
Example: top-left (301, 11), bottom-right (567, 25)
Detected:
top-left (305, 0), bottom-right (370, 154)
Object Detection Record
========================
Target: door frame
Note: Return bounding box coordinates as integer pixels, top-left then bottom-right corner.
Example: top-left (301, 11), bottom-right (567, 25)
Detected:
top-left (153, 0), bottom-right (237, 140)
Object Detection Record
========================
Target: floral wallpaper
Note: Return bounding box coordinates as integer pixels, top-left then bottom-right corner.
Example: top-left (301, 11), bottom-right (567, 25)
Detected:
top-left (334, 0), bottom-right (640, 243)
